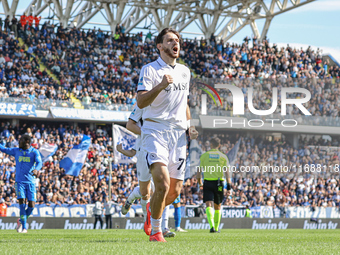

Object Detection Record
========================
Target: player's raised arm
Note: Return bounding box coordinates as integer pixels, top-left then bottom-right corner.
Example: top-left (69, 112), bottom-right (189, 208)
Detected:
top-left (127, 104), bottom-right (143, 135)
top-left (116, 144), bottom-right (136, 157)
top-left (33, 149), bottom-right (43, 173)
top-left (126, 119), bottom-right (141, 135)
top-left (0, 143), bottom-right (17, 156)
top-left (137, 74), bottom-right (173, 109)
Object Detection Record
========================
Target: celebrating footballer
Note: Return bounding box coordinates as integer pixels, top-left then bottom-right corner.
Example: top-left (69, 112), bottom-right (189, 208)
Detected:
top-left (137, 27), bottom-right (198, 242)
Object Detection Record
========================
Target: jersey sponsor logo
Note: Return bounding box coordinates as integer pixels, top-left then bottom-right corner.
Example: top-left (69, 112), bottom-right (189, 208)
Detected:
top-left (209, 154), bottom-right (220, 159)
top-left (164, 82), bottom-right (188, 93)
top-left (19, 156), bottom-right (30, 162)
top-left (164, 85), bottom-right (172, 93)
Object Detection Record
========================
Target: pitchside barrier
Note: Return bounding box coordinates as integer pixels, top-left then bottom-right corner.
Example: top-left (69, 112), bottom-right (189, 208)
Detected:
top-left (0, 217), bottom-right (340, 230)
top-left (4, 204), bottom-right (340, 219)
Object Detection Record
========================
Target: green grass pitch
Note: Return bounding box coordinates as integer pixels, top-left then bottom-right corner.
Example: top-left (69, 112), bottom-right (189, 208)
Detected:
top-left (1, 229), bottom-right (340, 255)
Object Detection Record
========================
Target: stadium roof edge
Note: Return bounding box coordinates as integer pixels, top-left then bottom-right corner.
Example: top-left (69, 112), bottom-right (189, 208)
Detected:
top-left (1, 0), bottom-right (315, 41)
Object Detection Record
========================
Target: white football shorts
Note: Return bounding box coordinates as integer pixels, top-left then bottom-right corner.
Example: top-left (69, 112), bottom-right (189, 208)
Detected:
top-left (136, 149), bottom-right (152, 182)
top-left (141, 121), bottom-right (187, 180)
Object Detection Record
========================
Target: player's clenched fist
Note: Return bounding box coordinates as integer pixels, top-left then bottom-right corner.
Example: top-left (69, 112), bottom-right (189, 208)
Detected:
top-left (160, 74), bottom-right (173, 89)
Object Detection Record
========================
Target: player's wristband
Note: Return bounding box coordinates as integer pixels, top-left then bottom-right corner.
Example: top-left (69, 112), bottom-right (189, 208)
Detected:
top-left (187, 120), bottom-right (191, 129)
top-left (226, 183), bottom-right (232, 190)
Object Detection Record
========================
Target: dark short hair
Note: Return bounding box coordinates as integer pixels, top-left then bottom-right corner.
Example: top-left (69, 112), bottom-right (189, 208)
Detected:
top-left (21, 134), bottom-right (32, 144)
top-left (210, 137), bottom-right (221, 148)
top-left (155, 28), bottom-right (182, 53)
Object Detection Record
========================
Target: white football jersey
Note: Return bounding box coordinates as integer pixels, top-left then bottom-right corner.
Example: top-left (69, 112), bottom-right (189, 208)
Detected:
top-left (128, 105), bottom-right (143, 151)
top-left (137, 57), bottom-right (190, 130)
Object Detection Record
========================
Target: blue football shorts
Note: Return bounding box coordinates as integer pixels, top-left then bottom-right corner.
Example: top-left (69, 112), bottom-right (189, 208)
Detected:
top-left (15, 182), bottom-right (36, 202)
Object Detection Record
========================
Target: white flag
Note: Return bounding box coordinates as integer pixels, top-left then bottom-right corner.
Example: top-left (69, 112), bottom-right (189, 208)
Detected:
top-left (39, 143), bottom-right (58, 163)
top-left (188, 139), bottom-right (203, 179)
top-left (113, 125), bottom-right (137, 164)
top-left (60, 135), bottom-right (91, 176)
top-left (226, 138), bottom-right (241, 166)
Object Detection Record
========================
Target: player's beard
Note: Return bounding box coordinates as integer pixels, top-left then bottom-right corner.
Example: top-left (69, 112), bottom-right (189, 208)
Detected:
top-left (163, 46), bottom-right (179, 59)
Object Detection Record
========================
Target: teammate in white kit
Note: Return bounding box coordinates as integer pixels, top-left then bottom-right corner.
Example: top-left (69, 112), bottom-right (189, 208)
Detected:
top-left (137, 28), bottom-right (198, 242)
top-left (117, 105), bottom-right (176, 238)
top-left (116, 105), bottom-right (152, 221)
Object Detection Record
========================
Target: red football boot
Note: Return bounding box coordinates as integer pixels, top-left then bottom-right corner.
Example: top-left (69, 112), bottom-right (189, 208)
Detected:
top-left (144, 202), bottom-right (152, 236)
top-left (149, 231), bottom-right (167, 242)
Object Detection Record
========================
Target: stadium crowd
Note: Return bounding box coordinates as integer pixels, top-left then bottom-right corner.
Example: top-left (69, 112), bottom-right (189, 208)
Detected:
top-left (0, 122), bottom-right (134, 207)
top-left (0, 20), bottom-right (340, 116)
top-left (0, 122), bottom-right (340, 214)
top-left (191, 131), bottom-right (340, 210)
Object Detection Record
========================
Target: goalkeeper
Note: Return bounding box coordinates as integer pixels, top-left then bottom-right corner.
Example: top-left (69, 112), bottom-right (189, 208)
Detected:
top-left (197, 137), bottom-right (232, 233)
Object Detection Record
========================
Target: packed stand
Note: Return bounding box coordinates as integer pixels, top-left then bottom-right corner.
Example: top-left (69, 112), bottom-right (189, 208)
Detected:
top-left (185, 35), bottom-right (340, 80)
top-left (188, 131), bottom-right (340, 213)
top-left (0, 122), bottom-right (140, 208)
top-left (1, 19), bottom-right (340, 115)
top-left (0, 19), bottom-right (137, 110)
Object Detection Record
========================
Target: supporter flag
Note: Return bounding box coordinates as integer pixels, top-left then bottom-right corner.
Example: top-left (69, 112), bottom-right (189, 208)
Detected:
top-left (39, 143), bottom-right (58, 163)
top-left (113, 125), bottom-right (137, 164)
top-left (188, 139), bottom-right (203, 179)
top-left (226, 138), bottom-right (241, 165)
top-left (60, 135), bottom-right (91, 176)
top-left (184, 156), bottom-right (191, 181)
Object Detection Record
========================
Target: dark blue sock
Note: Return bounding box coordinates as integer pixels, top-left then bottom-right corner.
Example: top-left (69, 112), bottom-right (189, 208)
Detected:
top-left (174, 207), bottom-right (181, 228)
top-left (19, 204), bottom-right (27, 229)
top-left (26, 206), bottom-right (34, 218)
